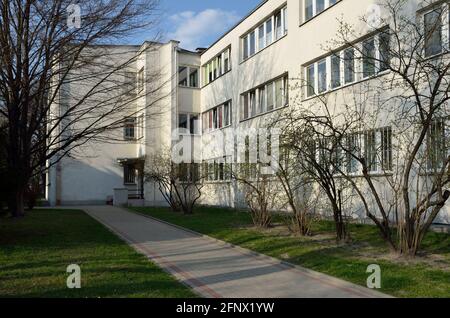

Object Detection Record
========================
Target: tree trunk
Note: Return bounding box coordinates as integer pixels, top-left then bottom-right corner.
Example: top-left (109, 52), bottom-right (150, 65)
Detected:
top-left (11, 187), bottom-right (25, 218)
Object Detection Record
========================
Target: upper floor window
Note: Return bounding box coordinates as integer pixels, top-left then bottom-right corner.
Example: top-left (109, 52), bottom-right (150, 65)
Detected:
top-left (137, 67), bottom-right (144, 92)
top-left (179, 66), bottom-right (199, 88)
top-left (124, 116), bottom-right (144, 141)
top-left (178, 113), bottom-right (200, 135)
top-left (304, 0), bottom-right (339, 22)
top-left (304, 31), bottom-right (390, 98)
top-left (241, 74), bottom-right (288, 121)
top-left (202, 100), bottom-right (232, 133)
top-left (424, 8), bottom-right (444, 57)
top-left (202, 47), bottom-right (231, 86)
top-left (241, 6), bottom-right (287, 61)
top-left (124, 117), bottom-right (136, 140)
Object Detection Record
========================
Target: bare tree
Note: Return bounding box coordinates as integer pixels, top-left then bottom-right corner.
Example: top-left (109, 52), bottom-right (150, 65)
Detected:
top-left (0, 0), bottom-right (165, 216)
top-left (145, 150), bottom-right (205, 215)
top-left (275, 142), bottom-right (316, 236)
top-left (232, 162), bottom-right (281, 229)
top-left (293, 0), bottom-right (449, 255)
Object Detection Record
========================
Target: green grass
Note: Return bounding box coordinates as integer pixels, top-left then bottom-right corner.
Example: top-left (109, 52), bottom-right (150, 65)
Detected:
top-left (132, 206), bottom-right (450, 298)
top-left (0, 209), bottom-right (197, 298)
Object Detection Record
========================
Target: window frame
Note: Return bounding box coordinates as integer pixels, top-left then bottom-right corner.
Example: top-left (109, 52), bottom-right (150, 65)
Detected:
top-left (240, 74), bottom-right (289, 122)
top-left (423, 7), bottom-right (444, 58)
top-left (303, 31), bottom-right (390, 99)
top-left (303, 0), bottom-right (341, 23)
top-left (202, 47), bottom-right (232, 87)
top-left (178, 112), bottom-right (201, 135)
top-left (124, 117), bottom-right (137, 140)
top-left (202, 100), bottom-right (233, 134)
top-left (241, 5), bottom-right (288, 62)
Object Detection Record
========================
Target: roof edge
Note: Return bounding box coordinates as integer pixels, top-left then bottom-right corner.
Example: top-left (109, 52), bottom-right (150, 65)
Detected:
top-left (200, 0), bottom-right (270, 56)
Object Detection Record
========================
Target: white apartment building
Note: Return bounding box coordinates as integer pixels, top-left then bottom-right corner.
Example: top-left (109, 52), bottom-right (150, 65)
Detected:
top-left (46, 0), bottom-right (450, 224)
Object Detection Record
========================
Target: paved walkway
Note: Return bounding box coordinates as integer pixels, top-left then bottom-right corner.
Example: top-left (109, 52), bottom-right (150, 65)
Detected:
top-left (77, 205), bottom-right (390, 298)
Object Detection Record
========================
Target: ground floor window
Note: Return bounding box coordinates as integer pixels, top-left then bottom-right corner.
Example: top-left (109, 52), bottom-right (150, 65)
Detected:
top-left (203, 157), bottom-right (232, 182)
top-left (427, 119), bottom-right (447, 170)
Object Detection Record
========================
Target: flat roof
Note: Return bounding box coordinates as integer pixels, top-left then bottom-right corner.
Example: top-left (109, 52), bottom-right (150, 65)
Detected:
top-left (200, 0), bottom-right (269, 56)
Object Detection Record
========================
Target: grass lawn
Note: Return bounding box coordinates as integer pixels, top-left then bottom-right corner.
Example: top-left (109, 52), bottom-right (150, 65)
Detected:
top-left (131, 206), bottom-right (450, 298)
top-left (0, 209), bottom-right (197, 298)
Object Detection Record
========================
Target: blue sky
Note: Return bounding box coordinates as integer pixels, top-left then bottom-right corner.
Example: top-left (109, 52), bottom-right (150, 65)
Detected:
top-left (130, 0), bottom-right (262, 50)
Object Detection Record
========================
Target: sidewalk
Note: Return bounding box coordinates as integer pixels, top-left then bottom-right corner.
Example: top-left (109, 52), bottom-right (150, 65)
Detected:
top-left (79, 205), bottom-right (390, 298)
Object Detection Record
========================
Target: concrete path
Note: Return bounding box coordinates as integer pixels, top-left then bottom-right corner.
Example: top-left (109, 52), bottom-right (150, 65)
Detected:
top-left (78, 205), bottom-right (390, 298)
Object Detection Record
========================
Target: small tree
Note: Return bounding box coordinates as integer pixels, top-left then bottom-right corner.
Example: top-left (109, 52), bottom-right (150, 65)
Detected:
top-left (145, 151), bottom-right (204, 215)
top-left (274, 108), bottom-right (351, 242)
top-left (276, 145), bottom-right (316, 236)
top-left (232, 162), bottom-right (281, 228)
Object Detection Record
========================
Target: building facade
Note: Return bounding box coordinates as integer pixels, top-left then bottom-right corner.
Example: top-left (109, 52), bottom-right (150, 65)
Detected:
top-left (46, 0), bottom-right (450, 224)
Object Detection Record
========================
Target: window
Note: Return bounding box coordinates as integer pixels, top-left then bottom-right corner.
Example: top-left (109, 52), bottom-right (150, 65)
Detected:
top-left (243, 94), bottom-right (249, 120)
top-left (213, 108), bottom-right (218, 129)
top-left (178, 113), bottom-right (200, 135)
top-left (427, 119), bottom-right (447, 170)
top-left (178, 66), bottom-right (188, 86)
top-left (266, 18), bottom-right (273, 46)
top-left (224, 101), bottom-right (231, 126)
top-left (242, 6), bottom-right (287, 61)
top-left (178, 114), bottom-right (188, 130)
top-left (189, 68), bottom-right (199, 87)
top-left (124, 164), bottom-right (136, 184)
top-left (137, 67), bottom-right (144, 92)
top-left (259, 86), bottom-right (266, 113)
top-left (306, 64), bottom-right (315, 97)
top-left (283, 6), bottom-right (288, 34)
top-left (250, 91), bottom-right (256, 117)
top-left (304, 31), bottom-right (390, 98)
top-left (241, 74), bottom-right (288, 121)
top-left (190, 114), bottom-right (200, 134)
top-left (331, 54), bottom-right (341, 88)
top-left (203, 101), bottom-right (232, 133)
top-left (249, 31), bottom-right (256, 56)
top-left (305, 0), bottom-right (314, 21)
top-left (267, 82), bottom-right (274, 111)
top-left (202, 47), bottom-right (231, 86)
top-left (224, 49), bottom-right (230, 73)
top-left (380, 127), bottom-right (392, 171)
top-left (275, 11), bottom-right (283, 40)
top-left (424, 9), bottom-right (443, 57)
top-left (305, 0), bottom-right (339, 21)
top-left (204, 157), bottom-right (232, 182)
top-left (243, 36), bottom-right (249, 60)
top-left (364, 130), bottom-right (377, 172)
top-left (346, 134), bottom-right (359, 173)
top-left (316, 0), bottom-right (325, 14)
top-left (318, 59), bottom-right (327, 93)
top-left (379, 32), bottom-right (390, 72)
top-left (362, 38), bottom-right (376, 78)
top-left (275, 78), bottom-right (283, 108)
top-left (344, 48), bottom-right (355, 84)
top-left (178, 163), bottom-right (200, 183)
top-left (258, 24), bottom-right (265, 50)
top-left (124, 118), bottom-right (136, 140)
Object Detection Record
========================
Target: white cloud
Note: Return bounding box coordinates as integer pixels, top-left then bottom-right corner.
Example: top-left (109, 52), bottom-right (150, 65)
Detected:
top-left (167, 9), bottom-right (240, 50)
